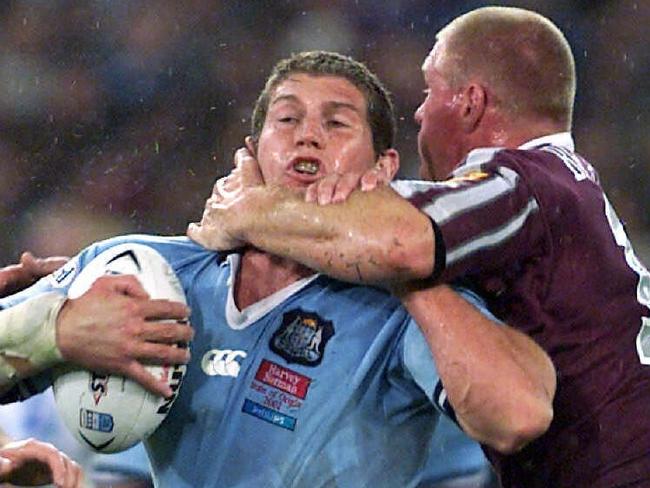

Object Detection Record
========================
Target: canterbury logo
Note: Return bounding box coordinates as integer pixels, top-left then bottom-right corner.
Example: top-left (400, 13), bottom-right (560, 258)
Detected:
top-left (201, 349), bottom-right (247, 377)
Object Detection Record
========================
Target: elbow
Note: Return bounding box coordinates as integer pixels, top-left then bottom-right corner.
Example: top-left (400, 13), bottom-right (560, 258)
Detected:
top-left (490, 400), bottom-right (554, 454)
top-left (384, 230), bottom-right (434, 281)
top-left (384, 248), bottom-right (431, 282)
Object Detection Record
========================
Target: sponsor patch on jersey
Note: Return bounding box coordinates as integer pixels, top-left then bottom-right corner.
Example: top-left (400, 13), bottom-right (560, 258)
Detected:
top-left (270, 309), bottom-right (334, 366)
top-left (255, 360), bottom-right (311, 399)
top-left (243, 360), bottom-right (311, 430)
top-left (242, 399), bottom-right (297, 431)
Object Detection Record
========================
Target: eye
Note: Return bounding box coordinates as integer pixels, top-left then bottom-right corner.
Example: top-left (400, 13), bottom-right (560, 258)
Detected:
top-left (326, 119), bottom-right (348, 128)
top-left (278, 116), bottom-right (298, 124)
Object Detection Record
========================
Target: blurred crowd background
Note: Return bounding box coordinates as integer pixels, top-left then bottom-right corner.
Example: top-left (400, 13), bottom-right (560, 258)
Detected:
top-left (0, 0), bottom-right (648, 265)
top-left (0, 1), bottom-right (647, 485)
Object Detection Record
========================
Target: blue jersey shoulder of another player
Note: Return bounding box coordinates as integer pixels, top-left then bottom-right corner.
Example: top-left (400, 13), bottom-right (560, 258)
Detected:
top-left (0, 234), bottom-right (211, 309)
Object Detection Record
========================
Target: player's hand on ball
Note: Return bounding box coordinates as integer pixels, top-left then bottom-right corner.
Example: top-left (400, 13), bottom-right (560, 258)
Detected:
top-left (55, 274), bottom-right (193, 397)
top-left (0, 438), bottom-right (83, 487)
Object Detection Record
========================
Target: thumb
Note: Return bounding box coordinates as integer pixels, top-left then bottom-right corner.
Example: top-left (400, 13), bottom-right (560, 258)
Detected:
top-left (187, 223), bottom-right (206, 247)
top-left (244, 136), bottom-right (256, 157)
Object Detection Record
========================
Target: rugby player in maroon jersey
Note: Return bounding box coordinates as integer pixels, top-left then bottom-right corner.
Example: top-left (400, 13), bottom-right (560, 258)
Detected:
top-left (189, 6), bottom-right (650, 488)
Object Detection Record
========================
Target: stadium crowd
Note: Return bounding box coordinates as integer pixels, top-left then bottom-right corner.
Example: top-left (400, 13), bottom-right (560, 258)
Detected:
top-left (0, 0), bottom-right (648, 265)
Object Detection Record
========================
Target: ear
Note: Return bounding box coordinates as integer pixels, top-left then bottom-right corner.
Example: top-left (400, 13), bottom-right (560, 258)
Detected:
top-left (375, 148), bottom-right (400, 181)
top-left (461, 83), bottom-right (487, 132)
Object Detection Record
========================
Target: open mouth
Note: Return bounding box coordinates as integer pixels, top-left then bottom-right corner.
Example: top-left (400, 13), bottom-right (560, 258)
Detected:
top-left (293, 159), bottom-right (320, 175)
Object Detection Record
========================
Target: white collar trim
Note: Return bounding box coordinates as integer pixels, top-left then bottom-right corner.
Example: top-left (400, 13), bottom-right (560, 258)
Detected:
top-left (459, 132), bottom-right (574, 173)
top-left (518, 132), bottom-right (574, 151)
top-left (224, 254), bottom-right (319, 330)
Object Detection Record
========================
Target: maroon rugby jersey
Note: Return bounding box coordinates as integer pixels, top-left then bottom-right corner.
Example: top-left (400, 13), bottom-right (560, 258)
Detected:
top-left (401, 133), bottom-right (650, 487)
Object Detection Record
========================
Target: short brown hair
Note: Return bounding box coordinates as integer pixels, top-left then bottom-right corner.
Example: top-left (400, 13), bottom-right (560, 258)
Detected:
top-left (438, 7), bottom-right (576, 129)
top-left (251, 51), bottom-right (396, 156)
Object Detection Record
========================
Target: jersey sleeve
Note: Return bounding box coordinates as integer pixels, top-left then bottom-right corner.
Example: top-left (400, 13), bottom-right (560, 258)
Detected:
top-left (401, 286), bottom-right (501, 422)
top-left (392, 149), bottom-right (546, 282)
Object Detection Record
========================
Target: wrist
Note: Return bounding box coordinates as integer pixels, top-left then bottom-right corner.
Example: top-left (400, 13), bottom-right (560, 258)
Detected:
top-left (0, 293), bottom-right (66, 383)
top-left (234, 185), bottom-right (276, 243)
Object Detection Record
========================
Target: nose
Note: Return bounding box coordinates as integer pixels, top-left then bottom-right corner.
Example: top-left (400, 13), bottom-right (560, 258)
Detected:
top-left (296, 118), bottom-right (324, 149)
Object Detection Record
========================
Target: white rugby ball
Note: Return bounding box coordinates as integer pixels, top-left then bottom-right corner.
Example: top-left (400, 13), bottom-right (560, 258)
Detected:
top-left (52, 243), bottom-right (188, 453)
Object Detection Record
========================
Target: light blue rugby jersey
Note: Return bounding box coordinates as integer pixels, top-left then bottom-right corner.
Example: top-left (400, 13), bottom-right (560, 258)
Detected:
top-left (0, 234), bottom-right (491, 488)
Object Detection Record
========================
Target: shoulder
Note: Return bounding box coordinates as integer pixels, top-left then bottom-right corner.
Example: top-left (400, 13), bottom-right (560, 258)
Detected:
top-left (51, 234), bottom-right (221, 290)
top-left (80, 234), bottom-right (213, 265)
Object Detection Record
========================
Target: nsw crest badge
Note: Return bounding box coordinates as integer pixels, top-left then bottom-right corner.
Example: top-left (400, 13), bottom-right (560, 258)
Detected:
top-left (270, 309), bottom-right (334, 366)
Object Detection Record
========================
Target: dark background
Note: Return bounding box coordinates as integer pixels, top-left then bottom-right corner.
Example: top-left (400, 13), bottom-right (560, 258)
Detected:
top-left (1, 0), bottom-right (648, 264)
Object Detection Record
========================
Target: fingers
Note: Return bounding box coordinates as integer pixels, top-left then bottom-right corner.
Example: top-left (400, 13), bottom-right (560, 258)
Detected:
top-left (93, 275), bottom-right (191, 319)
top-left (360, 168), bottom-right (382, 192)
top-left (316, 174), bottom-right (339, 205)
top-left (92, 274), bottom-right (150, 300)
top-left (46, 449), bottom-right (68, 488)
top-left (56, 276), bottom-right (194, 390)
top-left (305, 173), bottom-right (363, 205)
top-left (234, 142), bottom-right (264, 185)
top-left (135, 320), bottom-right (194, 345)
top-left (332, 173), bottom-right (363, 203)
top-left (20, 252), bottom-right (69, 278)
top-left (134, 340), bottom-right (191, 364)
top-left (60, 457), bottom-right (82, 488)
top-left (125, 362), bottom-right (173, 397)
top-left (0, 439), bottom-right (82, 487)
top-left (186, 222), bottom-right (205, 246)
top-left (234, 147), bottom-right (254, 170)
top-left (139, 299), bottom-right (192, 323)
top-left (304, 181), bottom-right (320, 204)
top-left (45, 445), bottom-right (82, 488)
top-left (244, 135), bottom-right (256, 157)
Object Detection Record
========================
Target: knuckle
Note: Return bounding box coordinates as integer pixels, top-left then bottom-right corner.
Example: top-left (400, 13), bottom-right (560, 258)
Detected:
top-left (122, 300), bottom-right (142, 316)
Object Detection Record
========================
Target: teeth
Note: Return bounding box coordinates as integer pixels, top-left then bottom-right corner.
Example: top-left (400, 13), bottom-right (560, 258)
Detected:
top-left (294, 160), bottom-right (319, 175)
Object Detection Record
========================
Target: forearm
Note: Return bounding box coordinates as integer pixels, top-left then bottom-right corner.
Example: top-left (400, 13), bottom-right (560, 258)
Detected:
top-left (236, 185), bottom-right (435, 284)
top-left (400, 285), bottom-right (555, 453)
top-left (0, 293), bottom-right (66, 396)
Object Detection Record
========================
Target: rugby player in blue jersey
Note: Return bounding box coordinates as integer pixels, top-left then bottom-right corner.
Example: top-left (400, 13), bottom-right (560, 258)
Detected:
top-left (189, 7), bottom-right (650, 488)
top-left (0, 51), bottom-right (554, 487)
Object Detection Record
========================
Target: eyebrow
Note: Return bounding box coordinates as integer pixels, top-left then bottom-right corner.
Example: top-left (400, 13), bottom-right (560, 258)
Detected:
top-left (325, 101), bottom-right (361, 115)
top-left (270, 94), bottom-right (301, 107)
top-left (270, 95), bottom-right (362, 115)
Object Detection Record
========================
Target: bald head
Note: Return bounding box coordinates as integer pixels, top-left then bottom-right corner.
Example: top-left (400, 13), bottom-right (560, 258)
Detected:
top-left (436, 6), bottom-right (576, 129)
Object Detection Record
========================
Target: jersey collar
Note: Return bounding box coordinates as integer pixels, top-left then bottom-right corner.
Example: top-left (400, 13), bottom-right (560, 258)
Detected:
top-left (461, 131), bottom-right (574, 171)
top-left (518, 131), bottom-right (574, 151)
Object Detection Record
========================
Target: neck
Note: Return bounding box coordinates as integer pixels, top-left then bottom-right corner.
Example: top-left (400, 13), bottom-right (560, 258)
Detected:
top-left (479, 112), bottom-right (566, 150)
top-left (234, 248), bottom-right (314, 310)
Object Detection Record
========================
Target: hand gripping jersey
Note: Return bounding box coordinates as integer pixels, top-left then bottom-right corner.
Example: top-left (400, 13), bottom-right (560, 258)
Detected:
top-left (397, 132), bottom-right (650, 487)
top-left (0, 234), bottom-right (491, 488)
